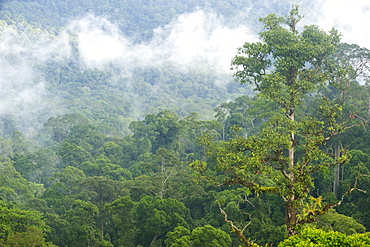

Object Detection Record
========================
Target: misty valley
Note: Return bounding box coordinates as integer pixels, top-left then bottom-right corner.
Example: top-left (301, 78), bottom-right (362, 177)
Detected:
top-left (0, 0), bottom-right (370, 246)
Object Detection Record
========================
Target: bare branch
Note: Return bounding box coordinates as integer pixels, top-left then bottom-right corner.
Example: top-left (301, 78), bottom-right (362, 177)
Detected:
top-left (218, 202), bottom-right (258, 247)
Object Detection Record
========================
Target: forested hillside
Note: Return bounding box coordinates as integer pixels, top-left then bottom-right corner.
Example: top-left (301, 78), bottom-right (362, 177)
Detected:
top-left (1, 1), bottom-right (370, 246)
top-left (1, 0), bottom-right (294, 37)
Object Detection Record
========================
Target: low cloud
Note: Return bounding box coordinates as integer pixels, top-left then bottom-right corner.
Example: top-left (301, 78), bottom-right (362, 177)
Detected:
top-left (70, 10), bottom-right (257, 74)
top-left (1, 3), bottom-right (370, 135)
top-left (0, 9), bottom-right (258, 135)
top-left (69, 15), bottom-right (127, 67)
top-left (0, 21), bottom-right (71, 134)
top-left (70, 4), bottom-right (370, 79)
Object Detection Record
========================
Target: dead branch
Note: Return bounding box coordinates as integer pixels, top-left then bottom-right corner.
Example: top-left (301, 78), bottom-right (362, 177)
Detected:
top-left (218, 202), bottom-right (259, 247)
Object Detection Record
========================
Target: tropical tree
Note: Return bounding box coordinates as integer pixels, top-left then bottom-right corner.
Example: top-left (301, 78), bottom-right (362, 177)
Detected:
top-left (191, 5), bottom-right (360, 237)
top-left (129, 111), bottom-right (181, 153)
top-left (165, 226), bottom-right (191, 247)
top-left (193, 225), bottom-right (232, 247)
top-left (278, 228), bottom-right (370, 247)
top-left (41, 166), bottom-right (86, 214)
top-left (42, 114), bottom-right (90, 144)
top-left (317, 43), bottom-right (370, 199)
top-left (64, 199), bottom-right (102, 247)
top-left (0, 156), bottom-right (39, 202)
top-left (57, 142), bottom-right (93, 169)
top-left (0, 200), bottom-right (55, 246)
top-left (165, 225), bottom-right (233, 247)
top-left (134, 195), bottom-right (191, 246)
top-left (105, 196), bottom-right (136, 247)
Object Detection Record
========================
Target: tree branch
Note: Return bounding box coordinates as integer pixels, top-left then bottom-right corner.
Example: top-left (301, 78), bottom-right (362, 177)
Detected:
top-left (218, 202), bottom-right (259, 247)
top-left (298, 164), bottom-right (366, 225)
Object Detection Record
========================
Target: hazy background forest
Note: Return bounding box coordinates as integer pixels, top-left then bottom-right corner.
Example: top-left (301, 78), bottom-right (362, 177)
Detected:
top-left (0, 0), bottom-right (370, 246)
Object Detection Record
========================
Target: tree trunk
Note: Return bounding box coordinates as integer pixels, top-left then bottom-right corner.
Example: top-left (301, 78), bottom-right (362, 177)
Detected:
top-left (160, 160), bottom-right (165, 199)
top-left (286, 104), bottom-right (298, 236)
top-left (288, 110), bottom-right (295, 169)
top-left (285, 197), bottom-right (298, 236)
top-left (333, 144), bottom-right (341, 199)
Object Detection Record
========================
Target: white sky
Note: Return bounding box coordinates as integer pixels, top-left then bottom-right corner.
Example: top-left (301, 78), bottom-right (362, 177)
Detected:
top-left (314, 0), bottom-right (370, 48)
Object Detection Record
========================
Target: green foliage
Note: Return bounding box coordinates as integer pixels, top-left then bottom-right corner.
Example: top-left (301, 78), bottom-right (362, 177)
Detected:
top-left (134, 195), bottom-right (191, 246)
top-left (192, 5), bottom-right (358, 238)
top-left (165, 225), bottom-right (232, 247)
top-left (65, 199), bottom-right (101, 247)
top-left (91, 154), bottom-right (133, 180)
top-left (0, 157), bottom-right (40, 202)
top-left (165, 226), bottom-right (191, 247)
top-left (105, 196), bottom-right (136, 247)
top-left (41, 166), bottom-right (86, 214)
top-left (43, 114), bottom-right (90, 144)
top-left (311, 210), bottom-right (366, 235)
top-left (65, 124), bottom-right (104, 153)
top-left (95, 141), bottom-right (124, 165)
top-left (57, 142), bottom-right (93, 169)
top-left (12, 149), bottom-right (58, 187)
top-left (279, 228), bottom-right (370, 247)
top-left (0, 200), bottom-right (54, 246)
top-left (5, 226), bottom-right (57, 247)
top-left (191, 225), bottom-right (232, 247)
top-left (42, 213), bottom-right (70, 246)
top-left (0, 2), bottom-right (370, 246)
top-left (10, 131), bottom-right (37, 155)
top-left (0, 138), bottom-right (13, 157)
top-left (130, 111), bottom-right (181, 153)
top-left (79, 176), bottom-right (128, 206)
top-left (214, 95), bottom-right (274, 140)
top-left (335, 149), bottom-right (370, 229)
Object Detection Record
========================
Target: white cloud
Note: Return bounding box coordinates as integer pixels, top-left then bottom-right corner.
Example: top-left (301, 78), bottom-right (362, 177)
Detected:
top-left (154, 10), bottom-right (257, 72)
top-left (0, 10), bottom-right (258, 135)
top-left (0, 21), bottom-right (70, 134)
top-left (313, 0), bottom-right (370, 48)
top-left (70, 15), bottom-right (127, 67)
top-left (70, 4), bottom-right (370, 78)
top-left (70, 10), bottom-right (257, 74)
top-left (1, 3), bottom-right (370, 135)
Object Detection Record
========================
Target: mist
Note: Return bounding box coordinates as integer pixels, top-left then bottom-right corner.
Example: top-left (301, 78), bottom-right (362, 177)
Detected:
top-left (0, 21), bottom-right (71, 136)
top-left (0, 1), bottom-right (369, 136)
top-left (70, 10), bottom-right (257, 74)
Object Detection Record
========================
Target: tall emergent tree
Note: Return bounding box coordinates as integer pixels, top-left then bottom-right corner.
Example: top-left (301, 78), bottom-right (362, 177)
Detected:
top-left (191, 6), bottom-right (360, 237)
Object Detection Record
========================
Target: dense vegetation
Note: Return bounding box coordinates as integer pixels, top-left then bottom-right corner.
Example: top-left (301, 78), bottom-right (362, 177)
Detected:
top-left (1, 1), bottom-right (370, 246)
